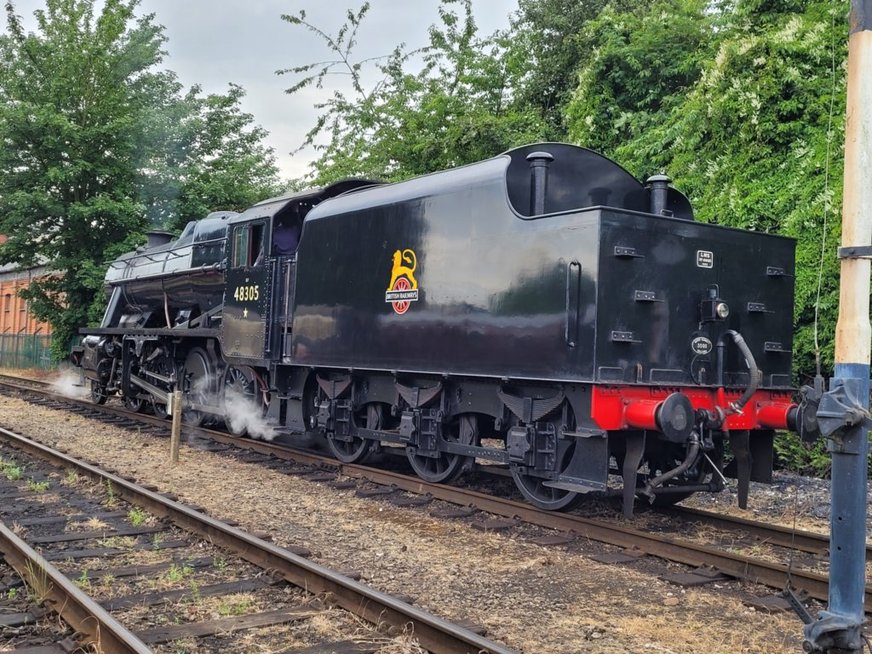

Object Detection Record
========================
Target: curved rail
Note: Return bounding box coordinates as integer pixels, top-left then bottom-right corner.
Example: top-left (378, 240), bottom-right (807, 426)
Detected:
top-left (0, 426), bottom-right (515, 654)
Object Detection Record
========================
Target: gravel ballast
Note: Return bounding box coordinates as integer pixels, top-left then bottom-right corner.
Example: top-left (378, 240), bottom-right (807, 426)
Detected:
top-left (0, 393), bottom-right (827, 653)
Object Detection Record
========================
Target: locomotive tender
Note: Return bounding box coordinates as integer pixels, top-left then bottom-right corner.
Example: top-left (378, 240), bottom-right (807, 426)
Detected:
top-left (74, 143), bottom-right (814, 516)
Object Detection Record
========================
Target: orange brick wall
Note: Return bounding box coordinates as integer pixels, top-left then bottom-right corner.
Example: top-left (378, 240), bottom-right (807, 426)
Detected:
top-left (0, 274), bottom-right (52, 336)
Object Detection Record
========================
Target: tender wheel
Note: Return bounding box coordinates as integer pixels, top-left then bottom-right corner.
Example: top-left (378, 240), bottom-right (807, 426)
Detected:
top-left (90, 381), bottom-right (108, 405)
top-left (327, 402), bottom-right (381, 463)
top-left (405, 413), bottom-right (477, 484)
top-left (511, 428), bottom-right (582, 512)
top-left (223, 365), bottom-right (259, 437)
top-left (181, 348), bottom-right (215, 427)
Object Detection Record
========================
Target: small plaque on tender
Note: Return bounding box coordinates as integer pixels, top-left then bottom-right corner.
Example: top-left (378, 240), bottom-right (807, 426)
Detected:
top-left (696, 250), bottom-right (714, 268)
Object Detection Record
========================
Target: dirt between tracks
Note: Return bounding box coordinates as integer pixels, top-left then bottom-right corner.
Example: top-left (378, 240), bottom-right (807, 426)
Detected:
top-left (0, 394), bottom-right (804, 654)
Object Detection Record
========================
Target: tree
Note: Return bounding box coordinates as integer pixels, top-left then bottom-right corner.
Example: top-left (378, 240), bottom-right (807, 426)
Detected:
top-left (0, 0), bottom-right (174, 357)
top-left (509, 0), bottom-right (626, 135)
top-left (280, 0), bottom-right (550, 184)
top-left (0, 1), bottom-right (281, 358)
top-left (565, 0), bottom-right (715, 158)
top-left (165, 84), bottom-right (281, 232)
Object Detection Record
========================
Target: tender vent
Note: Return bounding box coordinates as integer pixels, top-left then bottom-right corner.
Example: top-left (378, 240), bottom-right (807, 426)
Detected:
top-left (610, 330), bottom-right (641, 343)
top-left (614, 246), bottom-right (644, 259)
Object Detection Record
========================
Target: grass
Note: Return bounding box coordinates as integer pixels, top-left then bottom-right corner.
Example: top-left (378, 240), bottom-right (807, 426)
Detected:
top-left (217, 597), bottom-right (253, 616)
top-left (26, 478), bottom-right (50, 492)
top-left (128, 506), bottom-right (148, 527)
top-left (104, 479), bottom-right (117, 506)
top-left (0, 458), bottom-right (23, 481)
top-left (162, 563), bottom-right (194, 584)
top-left (74, 570), bottom-right (91, 590)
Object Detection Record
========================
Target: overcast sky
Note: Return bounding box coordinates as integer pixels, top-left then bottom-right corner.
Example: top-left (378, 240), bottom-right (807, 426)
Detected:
top-left (10, 0), bottom-right (519, 180)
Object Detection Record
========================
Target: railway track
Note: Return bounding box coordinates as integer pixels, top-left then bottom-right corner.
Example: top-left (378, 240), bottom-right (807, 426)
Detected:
top-left (0, 424), bottom-right (513, 654)
top-left (0, 371), bottom-right (856, 614)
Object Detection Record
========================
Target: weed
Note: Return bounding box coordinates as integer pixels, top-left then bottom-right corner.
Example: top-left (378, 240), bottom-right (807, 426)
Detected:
top-left (212, 556), bottom-right (227, 571)
top-left (189, 578), bottom-right (201, 603)
top-left (2, 462), bottom-right (23, 481)
top-left (74, 570), bottom-right (90, 591)
top-left (26, 478), bottom-right (50, 493)
top-left (127, 506), bottom-right (148, 527)
top-left (63, 469), bottom-right (79, 486)
top-left (217, 598), bottom-right (253, 616)
top-left (162, 563), bottom-right (194, 584)
top-left (152, 532), bottom-right (165, 549)
top-left (104, 479), bottom-right (117, 506)
top-left (6, 587), bottom-right (18, 600)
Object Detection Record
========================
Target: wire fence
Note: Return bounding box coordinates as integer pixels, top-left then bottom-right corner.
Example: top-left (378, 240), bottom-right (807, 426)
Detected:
top-left (0, 333), bottom-right (55, 370)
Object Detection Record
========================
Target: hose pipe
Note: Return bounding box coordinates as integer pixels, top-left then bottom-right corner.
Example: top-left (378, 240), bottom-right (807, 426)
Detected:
top-left (720, 329), bottom-right (760, 416)
top-left (640, 432), bottom-right (702, 501)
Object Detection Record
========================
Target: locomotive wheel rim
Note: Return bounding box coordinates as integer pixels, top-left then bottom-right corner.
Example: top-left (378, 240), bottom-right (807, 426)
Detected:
top-left (147, 354), bottom-right (175, 420)
top-left (181, 348), bottom-right (213, 427)
top-left (510, 441), bottom-right (581, 511)
top-left (90, 381), bottom-right (108, 405)
top-left (405, 445), bottom-right (465, 483)
top-left (326, 403), bottom-right (381, 464)
top-left (122, 395), bottom-right (144, 412)
top-left (223, 365), bottom-right (257, 437)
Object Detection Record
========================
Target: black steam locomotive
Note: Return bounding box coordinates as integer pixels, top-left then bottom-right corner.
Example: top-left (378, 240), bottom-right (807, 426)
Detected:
top-left (73, 143), bottom-right (815, 516)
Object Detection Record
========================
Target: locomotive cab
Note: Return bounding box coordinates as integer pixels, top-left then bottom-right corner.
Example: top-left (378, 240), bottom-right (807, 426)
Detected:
top-left (221, 179), bottom-right (380, 367)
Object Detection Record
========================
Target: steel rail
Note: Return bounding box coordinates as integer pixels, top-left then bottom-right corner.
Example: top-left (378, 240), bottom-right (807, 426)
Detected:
top-left (0, 426), bottom-right (516, 654)
top-left (663, 506), bottom-right (834, 557)
top-left (0, 521), bottom-right (153, 654)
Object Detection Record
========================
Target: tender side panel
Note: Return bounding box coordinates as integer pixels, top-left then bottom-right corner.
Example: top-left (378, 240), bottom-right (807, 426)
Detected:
top-left (595, 212), bottom-right (795, 388)
top-left (292, 159), bottom-right (603, 381)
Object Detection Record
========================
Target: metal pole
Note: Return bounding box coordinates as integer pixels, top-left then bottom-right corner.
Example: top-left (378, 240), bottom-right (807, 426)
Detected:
top-left (170, 391), bottom-right (182, 465)
top-left (804, 3), bottom-right (872, 652)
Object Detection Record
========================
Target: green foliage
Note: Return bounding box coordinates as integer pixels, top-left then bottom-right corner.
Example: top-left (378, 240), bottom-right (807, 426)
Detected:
top-left (74, 569), bottom-right (90, 590)
top-left (26, 478), bottom-right (50, 492)
top-left (774, 431), bottom-right (831, 477)
top-left (510, 0), bottom-right (630, 134)
top-left (1, 459), bottom-right (23, 481)
top-left (280, 0), bottom-right (551, 184)
top-left (566, 0), bottom-right (715, 155)
top-left (162, 563), bottom-right (194, 583)
top-left (127, 506), bottom-right (148, 527)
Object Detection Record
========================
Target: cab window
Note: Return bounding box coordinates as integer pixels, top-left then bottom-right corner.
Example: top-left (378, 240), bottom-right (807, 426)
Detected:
top-left (231, 223), bottom-right (265, 268)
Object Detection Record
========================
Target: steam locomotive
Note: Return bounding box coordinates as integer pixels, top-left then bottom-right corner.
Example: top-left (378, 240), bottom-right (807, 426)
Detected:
top-left (73, 143), bottom-right (818, 516)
